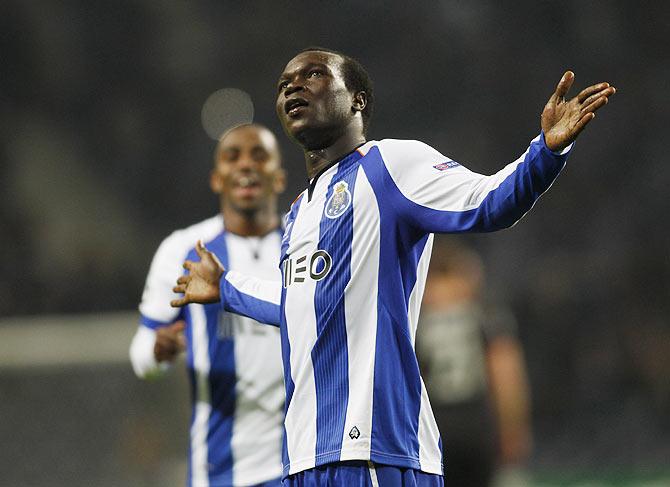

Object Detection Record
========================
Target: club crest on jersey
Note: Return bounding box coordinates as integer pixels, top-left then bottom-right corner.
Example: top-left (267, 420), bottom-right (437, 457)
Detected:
top-left (433, 160), bottom-right (460, 171)
top-left (324, 181), bottom-right (351, 219)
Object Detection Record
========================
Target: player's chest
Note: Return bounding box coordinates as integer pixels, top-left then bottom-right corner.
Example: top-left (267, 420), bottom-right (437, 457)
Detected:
top-left (283, 165), bottom-right (376, 258)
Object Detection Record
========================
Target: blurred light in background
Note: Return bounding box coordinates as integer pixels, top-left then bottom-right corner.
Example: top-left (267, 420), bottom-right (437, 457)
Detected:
top-left (201, 88), bottom-right (254, 140)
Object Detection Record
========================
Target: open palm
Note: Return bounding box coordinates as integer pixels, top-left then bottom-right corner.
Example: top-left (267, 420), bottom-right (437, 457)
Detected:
top-left (541, 71), bottom-right (616, 152)
top-left (170, 240), bottom-right (225, 307)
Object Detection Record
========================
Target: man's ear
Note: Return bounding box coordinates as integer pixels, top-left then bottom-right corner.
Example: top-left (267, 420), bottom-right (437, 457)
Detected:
top-left (273, 168), bottom-right (287, 194)
top-left (352, 91), bottom-right (367, 113)
top-left (210, 169), bottom-right (223, 194)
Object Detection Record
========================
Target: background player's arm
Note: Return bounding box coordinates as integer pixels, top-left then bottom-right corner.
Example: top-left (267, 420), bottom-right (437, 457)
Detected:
top-left (486, 336), bottom-right (532, 465)
top-left (377, 72), bottom-right (615, 234)
top-left (130, 322), bottom-right (186, 378)
top-left (171, 241), bottom-right (282, 326)
top-left (130, 228), bottom-right (193, 379)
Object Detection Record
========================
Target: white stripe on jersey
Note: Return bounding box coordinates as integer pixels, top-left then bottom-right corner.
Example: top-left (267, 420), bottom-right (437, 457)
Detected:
top-left (225, 271), bottom-right (282, 306)
top-left (283, 171), bottom-right (338, 474)
top-left (408, 233), bottom-right (433, 346)
top-left (190, 303), bottom-right (211, 487)
top-left (417, 379), bottom-right (442, 473)
top-left (226, 233), bottom-right (284, 485)
top-left (377, 136), bottom-right (569, 214)
top-left (339, 167), bottom-right (378, 461)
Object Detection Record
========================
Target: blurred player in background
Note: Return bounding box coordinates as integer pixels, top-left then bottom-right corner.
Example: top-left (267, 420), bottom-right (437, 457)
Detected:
top-left (129, 124), bottom-right (287, 487)
top-left (171, 48), bottom-right (615, 486)
top-left (416, 237), bottom-right (531, 487)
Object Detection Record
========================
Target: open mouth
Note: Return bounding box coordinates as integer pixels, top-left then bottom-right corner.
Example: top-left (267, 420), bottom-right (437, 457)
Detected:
top-left (284, 97), bottom-right (308, 117)
top-left (235, 176), bottom-right (260, 189)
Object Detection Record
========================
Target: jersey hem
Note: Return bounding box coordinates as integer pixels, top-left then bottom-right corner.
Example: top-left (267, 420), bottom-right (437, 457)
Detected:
top-left (282, 448), bottom-right (443, 478)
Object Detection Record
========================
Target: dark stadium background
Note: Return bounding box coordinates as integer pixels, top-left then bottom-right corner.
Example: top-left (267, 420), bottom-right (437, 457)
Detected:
top-left (1, 1), bottom-right (668, 486)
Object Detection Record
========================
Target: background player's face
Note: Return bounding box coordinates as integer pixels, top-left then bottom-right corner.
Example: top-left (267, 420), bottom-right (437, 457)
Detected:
top-left (276, 51), bottom-right (355, 146)
top-left (211, 125), bottom-right (285, 214)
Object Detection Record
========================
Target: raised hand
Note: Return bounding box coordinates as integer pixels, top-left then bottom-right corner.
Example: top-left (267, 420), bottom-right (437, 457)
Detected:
top-left (154, 321), bottom-right (187, 362)
top-left (541, 71), bottom-right (616, 152)
top-left (170, 240), bottom-right (225, 307)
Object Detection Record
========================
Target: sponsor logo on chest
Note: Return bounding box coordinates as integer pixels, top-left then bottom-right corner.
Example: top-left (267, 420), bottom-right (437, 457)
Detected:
top-left (282, 250), bottom-right (332, 287)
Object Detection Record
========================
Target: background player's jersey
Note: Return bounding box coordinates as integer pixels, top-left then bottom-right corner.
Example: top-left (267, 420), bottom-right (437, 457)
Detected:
top-left (217, 134), bottom-right (572, 478)
top-left (130, 215), bottom-right (284, 487)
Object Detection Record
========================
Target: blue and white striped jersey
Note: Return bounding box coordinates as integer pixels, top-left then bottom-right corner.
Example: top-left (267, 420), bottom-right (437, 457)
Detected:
top-left (217, 134), bottom-right (572, 478)
top-left (130, 215), bottom-right (284, 487)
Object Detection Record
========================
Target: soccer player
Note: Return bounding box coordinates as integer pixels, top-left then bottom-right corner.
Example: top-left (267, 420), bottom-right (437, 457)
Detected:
top-left (130, 124), bottom-right (287, 487)
top-left (416, 238), bottom-right (532, 487)
top-left (171, 48), bottom-right (615, 486)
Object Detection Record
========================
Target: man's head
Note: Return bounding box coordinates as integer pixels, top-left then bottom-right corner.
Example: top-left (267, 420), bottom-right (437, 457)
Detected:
top-left (210, 124), bottom-right (285, 215)
top-left (423, 238), bottom-right (485, 310)
top-left (276, 47), bottom-right (374, 149)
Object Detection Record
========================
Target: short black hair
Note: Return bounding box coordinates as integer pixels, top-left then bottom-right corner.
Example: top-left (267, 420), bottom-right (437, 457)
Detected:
top-left (300, 47), bottom-right (374, 135)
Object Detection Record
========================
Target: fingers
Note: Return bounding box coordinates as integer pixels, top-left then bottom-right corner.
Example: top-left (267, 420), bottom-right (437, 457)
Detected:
top-left (183, 260), bottom-right (194, 271)
top-left (195, 240), bottom-right (208, 259)
top-left (554, 71), bottom-right (575, 99)
top-left (572, 112), bottom-right (596, 138)
top-left (577, 82), bottom-right (611, 103)
top-left (174, 275), bottom-right (189, 294)
top-left (154, 324), bottom-right (187, 361)
top-left (580, 95), bottom-right (608, 115)
top-left (170, 321), bottom-right (186, 332)
top-left (580, 87), bottom-right (612, 108)
top-left (170, 297), bottom-right (189, 307)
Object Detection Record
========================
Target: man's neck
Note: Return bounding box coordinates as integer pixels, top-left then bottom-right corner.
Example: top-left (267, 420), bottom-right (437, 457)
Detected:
top-left (303, 130), bottom-right (366, 180)
top-left (221, 204), bottom-right (280, 237)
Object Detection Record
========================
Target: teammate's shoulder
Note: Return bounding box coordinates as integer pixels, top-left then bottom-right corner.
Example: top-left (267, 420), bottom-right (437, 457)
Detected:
top-left (156, 215), bottom-right (224, 256)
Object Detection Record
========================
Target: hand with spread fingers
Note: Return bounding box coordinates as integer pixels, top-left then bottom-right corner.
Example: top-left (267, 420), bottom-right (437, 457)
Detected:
top-left (170, 240), bottom-right (225, 307)
top-left (541, 71), bottom-right (616, 152)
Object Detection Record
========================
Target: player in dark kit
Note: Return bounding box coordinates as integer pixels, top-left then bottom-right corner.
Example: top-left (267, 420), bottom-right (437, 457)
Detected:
top-left (172, 48), bottom-right (615, 486)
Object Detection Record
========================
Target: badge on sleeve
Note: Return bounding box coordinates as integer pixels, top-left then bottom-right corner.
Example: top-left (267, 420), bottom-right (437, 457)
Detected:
top-left (433, 160), bottom-right (460, 171)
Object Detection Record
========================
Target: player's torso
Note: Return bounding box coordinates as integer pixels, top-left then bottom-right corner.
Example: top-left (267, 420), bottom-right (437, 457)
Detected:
top-left (279, 148), bottom-right (397, 474)
top-left (281, 150), bottom-right (381, 312)
top-left (189, 231), bottom-right (283, 401)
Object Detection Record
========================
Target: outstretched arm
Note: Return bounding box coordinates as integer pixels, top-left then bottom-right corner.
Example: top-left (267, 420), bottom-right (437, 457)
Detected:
top-left (372, 72), bottom-right (615, 234)
top-left (170, 241), bottom-right (282, 326)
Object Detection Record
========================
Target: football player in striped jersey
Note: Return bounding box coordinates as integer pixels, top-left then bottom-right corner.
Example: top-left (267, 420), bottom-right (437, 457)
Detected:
top-left (172, 48), bottom-right (615, 486)
top-left (131, 124), bottom-right (286, 487)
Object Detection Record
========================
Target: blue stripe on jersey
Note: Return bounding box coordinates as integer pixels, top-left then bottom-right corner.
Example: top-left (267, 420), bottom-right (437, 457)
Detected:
top-left (185, 232), bottom-right (237, 486)
top-left (140, 315), bottom-right (173, 330)
top-left (311, 155), bottom-right (361, 465)
top-left (280, 196), bottom-right (302, 471)
top-left (369, 137), bottom-right (566, 234)
top-left (205, 233), bottom-right (235, 485)
top-left (361, 152), bottom-right (430, 470)
top-left (184, 306), bottom-right (197, 487)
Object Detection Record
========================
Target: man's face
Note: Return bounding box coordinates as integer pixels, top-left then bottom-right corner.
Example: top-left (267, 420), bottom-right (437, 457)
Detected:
top-left (211, 125), bottom-right (285, 213)
top-left (275, 51), bottom-right (354, 145)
